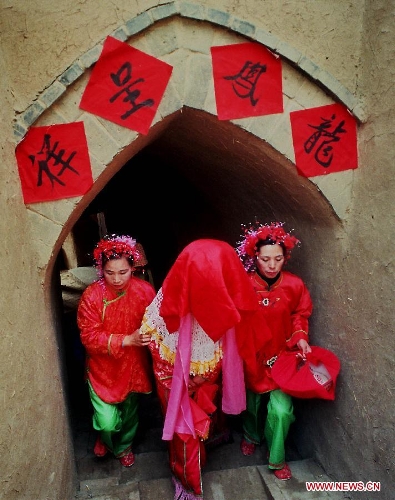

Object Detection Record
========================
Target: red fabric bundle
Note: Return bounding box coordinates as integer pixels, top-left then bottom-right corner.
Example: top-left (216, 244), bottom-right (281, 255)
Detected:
top-left (271, 346), bottom-right (341, 400)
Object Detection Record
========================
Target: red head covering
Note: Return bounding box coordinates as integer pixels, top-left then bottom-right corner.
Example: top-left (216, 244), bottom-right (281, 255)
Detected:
top-left (160, 239), bottom-right (261, 340)
top-left (160, 239), bottom-right (271, 367)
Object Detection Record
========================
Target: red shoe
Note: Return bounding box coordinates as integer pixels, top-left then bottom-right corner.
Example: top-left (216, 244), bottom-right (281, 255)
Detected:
top-left (240, 438), bottom-right (256, 456)
top-left (273, 463), bottom-right (292, 480)
top-left (119, 451), bottom-right (135, 467)
top-left (93, 436), bottom-right (108, 457)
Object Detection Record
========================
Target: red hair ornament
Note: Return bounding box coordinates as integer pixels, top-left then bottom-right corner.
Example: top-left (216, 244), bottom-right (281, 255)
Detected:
top-left (93, 234), bottom-right (141, 278)
top-left (271, 346), bottom-right (341, 400)
top-left (236, 221), bottom-right (300, 272)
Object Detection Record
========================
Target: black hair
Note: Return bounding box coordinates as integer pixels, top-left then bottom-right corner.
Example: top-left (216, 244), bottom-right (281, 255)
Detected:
top-left (101, 252), bottom-right (134, 269)
top-left (256, 238), bottom-right (287, 257)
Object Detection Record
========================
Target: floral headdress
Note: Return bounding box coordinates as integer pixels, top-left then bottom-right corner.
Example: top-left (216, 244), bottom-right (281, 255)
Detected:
top-left (235, 221), bottom-right (300, 272)
top-left (93, 234), bottom-right (141, 278)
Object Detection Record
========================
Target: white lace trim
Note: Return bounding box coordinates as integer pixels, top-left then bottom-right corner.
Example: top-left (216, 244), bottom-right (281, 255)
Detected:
top-left (142, 288), bottom-right (222, 375)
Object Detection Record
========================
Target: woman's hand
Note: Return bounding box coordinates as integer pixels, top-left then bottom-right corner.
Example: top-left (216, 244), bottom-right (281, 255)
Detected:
top-left (122, 329), bottom-right (151, 347)
top-left (188, 375), bottom-right (207, 392)
top-left (297, 339), bottom-right (312, 355)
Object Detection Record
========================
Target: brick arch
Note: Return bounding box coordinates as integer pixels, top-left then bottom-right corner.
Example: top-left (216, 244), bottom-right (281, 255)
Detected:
top-left (19, 9), bottom-right (352, 276)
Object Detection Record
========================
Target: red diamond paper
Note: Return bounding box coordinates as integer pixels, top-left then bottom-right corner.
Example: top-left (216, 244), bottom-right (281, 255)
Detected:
top-left (15, 122), bottom-right (93, 204)
top-left (290, 103), bottom-right (358, 177)
top-left (211, 42), bottom-right (283, 120)
top-left (80, 36), bottom-right (173, 135)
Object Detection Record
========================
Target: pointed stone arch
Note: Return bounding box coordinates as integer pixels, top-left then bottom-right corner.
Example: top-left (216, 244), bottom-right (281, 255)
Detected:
top-left (17, 9), bottom-right (361, 286)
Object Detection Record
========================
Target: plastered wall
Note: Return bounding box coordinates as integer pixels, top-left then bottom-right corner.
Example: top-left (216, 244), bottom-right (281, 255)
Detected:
top-left (0, 2), bottom-right (394, 499)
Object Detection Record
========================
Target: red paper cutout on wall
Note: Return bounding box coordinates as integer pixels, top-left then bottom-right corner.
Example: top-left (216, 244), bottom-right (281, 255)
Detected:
top-left (211, 42), bottom-right (283, 120)
top-left (290, 103), bottom-right (358, 177)
top-left (15, 122), bottom-right (93, 204)
top-left (79, 36), bottom-right (173, 135)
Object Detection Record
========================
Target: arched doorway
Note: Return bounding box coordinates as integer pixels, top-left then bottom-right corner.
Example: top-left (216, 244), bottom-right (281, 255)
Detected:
top-left (54, 107), bottom-right (342, 474)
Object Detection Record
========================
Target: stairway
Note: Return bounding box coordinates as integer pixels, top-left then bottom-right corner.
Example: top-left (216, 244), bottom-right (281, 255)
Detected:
top-left (73, 421), bottom-right (345, 500)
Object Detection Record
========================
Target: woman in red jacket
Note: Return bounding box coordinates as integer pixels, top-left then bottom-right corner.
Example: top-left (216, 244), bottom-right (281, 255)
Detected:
top-left (236, 222), bottom-right (313, 481)
top-left (77, 235), bottom-right (155, 467)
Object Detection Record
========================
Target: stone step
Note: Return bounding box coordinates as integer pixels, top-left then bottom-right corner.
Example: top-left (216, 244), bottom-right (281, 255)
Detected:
top-left (73, 406), bottom-right (343, 500)
top-left (75, 459), bottom-right (344, 500)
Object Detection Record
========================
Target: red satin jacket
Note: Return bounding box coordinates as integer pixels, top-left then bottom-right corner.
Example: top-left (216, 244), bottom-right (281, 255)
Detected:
top-left (77, 277), bottom-right (155, 403)
top-left (245, 270), bottom-right (313, 393)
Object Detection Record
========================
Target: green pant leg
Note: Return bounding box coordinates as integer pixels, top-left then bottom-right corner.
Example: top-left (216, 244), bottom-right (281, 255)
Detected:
top-left (112, 392), bottom-right (139, 457)
top-left (264, 389), bottom-right (295, 469)
top-left (88, 380), bottom-right (122, 454)
top-left (242, 389), bottom-right (266, 444)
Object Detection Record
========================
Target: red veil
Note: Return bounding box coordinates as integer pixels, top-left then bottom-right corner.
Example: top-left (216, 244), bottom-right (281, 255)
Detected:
top-left (158, 239), bottom-right (272, 439)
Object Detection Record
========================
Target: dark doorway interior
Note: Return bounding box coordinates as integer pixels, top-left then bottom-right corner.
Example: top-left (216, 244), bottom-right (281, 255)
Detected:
top-left (60, 137), bottom-right (229, 468)
top-left (58, 108), bottom-right (334, 473)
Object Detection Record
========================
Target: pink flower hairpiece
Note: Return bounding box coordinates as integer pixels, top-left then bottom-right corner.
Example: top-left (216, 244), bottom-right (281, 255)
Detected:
top-left (235, 221), bottom-right (300, 272)
top-left (93, 234), bottom-right (141, 278)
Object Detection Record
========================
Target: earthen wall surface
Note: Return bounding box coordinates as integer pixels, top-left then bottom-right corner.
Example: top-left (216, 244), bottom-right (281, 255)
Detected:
top-left (0, 2), bottom-right (394, 499)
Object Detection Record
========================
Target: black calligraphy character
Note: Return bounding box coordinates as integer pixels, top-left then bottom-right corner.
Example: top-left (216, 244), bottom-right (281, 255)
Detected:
top-left (224, 61), bottom-right (266, 106)
top-left (304, 114), bottom-right (347, 168)
top-left (109, 61), bottom-right (155, 120)
top-left (29, 134), bottom-right (79, 188)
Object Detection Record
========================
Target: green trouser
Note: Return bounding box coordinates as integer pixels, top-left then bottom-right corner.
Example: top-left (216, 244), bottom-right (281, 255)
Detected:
top-left (242, 389), bottom-right (295, 469)
top-left (88, 380), bottom-right (139, 457)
